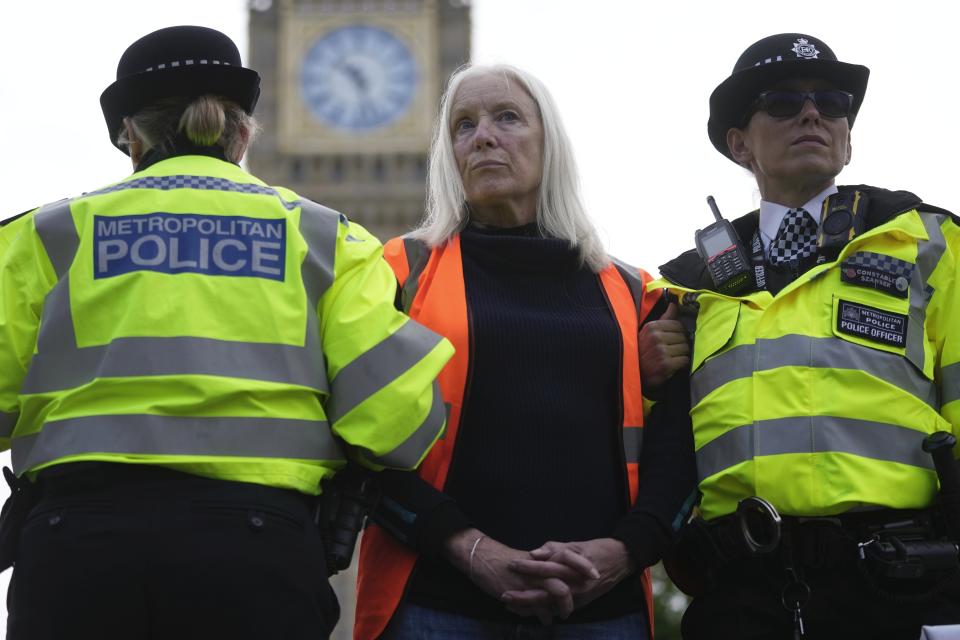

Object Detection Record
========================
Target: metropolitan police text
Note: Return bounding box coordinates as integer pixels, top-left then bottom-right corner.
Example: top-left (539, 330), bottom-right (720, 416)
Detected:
top-left (94, 213), bottom-right (287, 281)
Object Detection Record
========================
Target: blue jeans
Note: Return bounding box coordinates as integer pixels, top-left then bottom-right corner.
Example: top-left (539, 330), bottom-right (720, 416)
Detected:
top-left (382, 602), bottom-right (649, 640)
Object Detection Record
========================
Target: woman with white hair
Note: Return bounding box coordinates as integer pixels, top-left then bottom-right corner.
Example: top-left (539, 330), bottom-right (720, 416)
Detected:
top-left (354, 64), bottom-right (696, 639)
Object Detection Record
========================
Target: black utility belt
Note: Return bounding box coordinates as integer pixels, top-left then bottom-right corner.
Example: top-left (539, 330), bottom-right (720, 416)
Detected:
top-left (707, 499), bottom-right (939, 553)
top-left (700, 497), bottom-right (958, 580)
top-left (724, 504), bottom-right (939, 543)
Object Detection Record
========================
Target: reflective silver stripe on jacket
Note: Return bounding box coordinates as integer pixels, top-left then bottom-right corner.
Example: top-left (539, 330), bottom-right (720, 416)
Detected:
top-left (623, 426), bottom-right (643, 464)
top-left (22, 327), bottom-right (330, 393)
top-left (297, 198), bottom-right (343, 391)
top-left (691, 335), bottom-right (938, 409)
top-left (356, 380), bottom-right (446, 468)
top-left (11, 414), bottom-right (341, 474)
top-left (22, 195), bottom-right (338, 395)
top-left (299, 199), bottom-right (340, 311)
top-left (0, 412), bottom-right (17, 439)
top-left (906, 213), bottom-right (948, 370)
top-left (608, 259), bottom-right (646, 466)
top-left (34, 199), bottom-right (78, 279)
top-left (611, 257), bottom-right (645, 320)
top-left (326, 319), bottom-right (446, 424)
top-left (696, 416), bottom-right (933, 482)
top-left (399, 237), bottom-right (431, 313)
top-left (944, 362), bottom-right (960, 407)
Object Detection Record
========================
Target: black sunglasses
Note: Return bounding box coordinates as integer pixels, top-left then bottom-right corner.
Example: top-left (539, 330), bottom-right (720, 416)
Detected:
top-left (743, 89), bottom-right (854, 124)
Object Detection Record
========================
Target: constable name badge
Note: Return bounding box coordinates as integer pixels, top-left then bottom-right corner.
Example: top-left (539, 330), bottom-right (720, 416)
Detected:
top-left (94, 213), bottom-right (285, 281)
top-left (836, 300), bottom-right (907, 348)
top-left (840, 252), bottom-right (913, 299)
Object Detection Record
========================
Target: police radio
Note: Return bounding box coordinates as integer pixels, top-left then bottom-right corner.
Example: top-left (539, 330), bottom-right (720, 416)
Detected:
top-left (695, 196), bottom-right (751, 295)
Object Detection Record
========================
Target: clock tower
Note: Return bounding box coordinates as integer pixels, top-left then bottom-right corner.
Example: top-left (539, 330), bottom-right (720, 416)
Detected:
top-left (248, 0), bottom-right (471, 242)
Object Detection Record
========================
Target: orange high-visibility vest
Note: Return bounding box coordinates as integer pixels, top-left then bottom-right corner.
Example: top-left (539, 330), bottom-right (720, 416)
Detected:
top-left (355, 235), bottom-right (660, 639)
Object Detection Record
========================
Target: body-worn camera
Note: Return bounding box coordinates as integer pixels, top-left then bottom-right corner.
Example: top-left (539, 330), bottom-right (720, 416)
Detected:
top-left (817, 191), bottom-right (867, 260)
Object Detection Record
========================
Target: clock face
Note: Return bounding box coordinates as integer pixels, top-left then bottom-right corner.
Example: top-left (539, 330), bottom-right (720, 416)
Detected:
top-left (300, 25), bottom-right (419, 132)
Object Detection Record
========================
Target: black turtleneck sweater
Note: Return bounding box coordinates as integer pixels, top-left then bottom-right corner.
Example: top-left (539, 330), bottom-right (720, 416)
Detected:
top-left (376, 223), bottom-right (696, 624)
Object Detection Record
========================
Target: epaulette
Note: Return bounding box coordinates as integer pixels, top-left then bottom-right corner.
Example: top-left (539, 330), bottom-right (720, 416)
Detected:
top-left (1, 208), bottom-right (36, 227)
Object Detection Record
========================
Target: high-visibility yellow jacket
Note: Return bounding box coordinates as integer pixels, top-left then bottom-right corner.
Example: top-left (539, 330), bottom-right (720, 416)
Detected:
top-left (0, 209), bottom-right (35, 257)
top-left (653, 186), bottom-right (960, 520)
top-left (0, 154), bottom-right (453, 494)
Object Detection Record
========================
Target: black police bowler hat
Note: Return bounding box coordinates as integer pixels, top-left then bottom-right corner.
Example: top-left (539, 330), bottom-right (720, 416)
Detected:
top-left (100, 25), bottom-right (261, 154)
top-left (708, 33), bottom-right (870, 162)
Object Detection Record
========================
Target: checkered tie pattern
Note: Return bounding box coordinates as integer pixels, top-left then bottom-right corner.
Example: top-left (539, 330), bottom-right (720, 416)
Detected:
top-left (768, 207), bottom-right (818, 265)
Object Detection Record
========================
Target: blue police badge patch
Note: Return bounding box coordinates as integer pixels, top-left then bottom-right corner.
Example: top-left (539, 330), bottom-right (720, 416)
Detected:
top-left (94, 213), bottom-right (286, 281)
top-left (840, 252), bottom-right (913, 299)
top-left (836, 300), bottom-right (907, 347)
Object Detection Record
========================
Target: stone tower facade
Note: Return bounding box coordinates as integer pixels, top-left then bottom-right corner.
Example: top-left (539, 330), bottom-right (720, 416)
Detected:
top-left (249, 0), bottom-right (471, 241)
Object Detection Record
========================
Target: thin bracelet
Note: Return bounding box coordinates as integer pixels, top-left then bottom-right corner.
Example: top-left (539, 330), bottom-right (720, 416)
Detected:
top-left (468, 534), bottom-right (486, 579)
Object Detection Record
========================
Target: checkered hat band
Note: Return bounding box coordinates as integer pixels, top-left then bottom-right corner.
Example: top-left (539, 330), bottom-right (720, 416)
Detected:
top-left (843, 252), bottom-right (914, 278)
top-left (143, 59), bottom-right (232, 72)
top-left (769, 207), bottom-right (818, 265)
top-left (85, 175), bottom-right (299, 210)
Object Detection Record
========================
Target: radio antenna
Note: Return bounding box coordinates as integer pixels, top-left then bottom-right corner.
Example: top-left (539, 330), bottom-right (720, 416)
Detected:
top-left (706, 196), bottom-right (723, 222)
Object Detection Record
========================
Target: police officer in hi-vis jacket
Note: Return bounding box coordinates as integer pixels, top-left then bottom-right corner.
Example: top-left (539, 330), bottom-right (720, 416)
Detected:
top-left (0, 25), bottom-right (452, 640)
top-left (657, 33), bottom-right (960, 639)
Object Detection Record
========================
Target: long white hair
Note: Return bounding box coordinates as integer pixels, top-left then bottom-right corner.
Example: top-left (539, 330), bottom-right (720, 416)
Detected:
top-left (409, 63), bottom-right (609, 272)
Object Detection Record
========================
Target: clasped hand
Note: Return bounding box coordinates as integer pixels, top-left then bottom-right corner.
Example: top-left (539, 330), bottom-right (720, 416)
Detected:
top-left (446, 529), bottom-right (635, 625)
top-left (502, 538), bottom-right (636, 623)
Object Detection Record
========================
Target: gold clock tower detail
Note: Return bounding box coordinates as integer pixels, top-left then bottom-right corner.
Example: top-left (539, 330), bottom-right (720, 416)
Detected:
top-left (249, 0), bottom-right (471, 241)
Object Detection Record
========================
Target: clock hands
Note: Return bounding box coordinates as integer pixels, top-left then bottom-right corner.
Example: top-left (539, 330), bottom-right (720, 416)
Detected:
top-left (337, 60), bottom-right (369, 95)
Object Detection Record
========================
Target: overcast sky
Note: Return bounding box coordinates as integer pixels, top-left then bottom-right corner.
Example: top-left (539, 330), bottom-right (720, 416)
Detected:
top-left (0, 0), bottom-right (957, 632)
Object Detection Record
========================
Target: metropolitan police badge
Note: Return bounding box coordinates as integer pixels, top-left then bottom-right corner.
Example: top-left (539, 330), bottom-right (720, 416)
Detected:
top-left (792, 38), bottom-right (820, 59)
top-left (836, 300), bottom-right (907, 348)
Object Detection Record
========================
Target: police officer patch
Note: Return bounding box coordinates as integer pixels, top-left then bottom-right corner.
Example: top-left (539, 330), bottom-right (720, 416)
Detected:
top-left (840, 252), bottom-right (913, 299)
top-left (836, 300), bottom-right (907, 347)
top-left (94, 213), bottom-right (286, 281)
